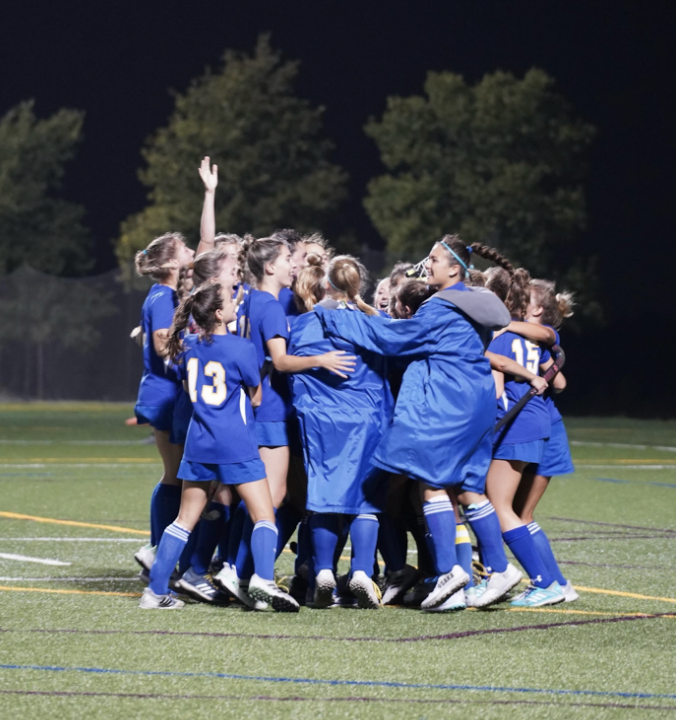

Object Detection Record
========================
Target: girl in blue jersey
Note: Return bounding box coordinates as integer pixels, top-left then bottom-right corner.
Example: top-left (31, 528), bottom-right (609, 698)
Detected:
top-left (290, 255), bottom-right (393, 608)
top-left (220, 236), bottom-right (355, 601)
top-left (133, 232), bottom-right (194, 571)
top-left (510, 279), bottom-right (578, 602)
top-left (316, 235), bottom-right (524, 611)
top-left (140, 281), bottom-right (299, 611)
top-left (485, 263), bottom-right (565, 608)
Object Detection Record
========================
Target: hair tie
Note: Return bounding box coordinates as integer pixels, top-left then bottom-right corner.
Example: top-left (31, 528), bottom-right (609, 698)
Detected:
top-left (440, 241), bottom-right (469, 273)
top-left (467, 246), bottom-right (473, 254)
top-left (142, 249), bottom-right (148, 256)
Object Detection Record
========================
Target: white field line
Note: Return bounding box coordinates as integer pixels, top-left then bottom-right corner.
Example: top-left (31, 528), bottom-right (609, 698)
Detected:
top-left (571, 441), bottom-right (676, 452)
top-left (0, 576), bottom-right (138, 582)
top-left (0, 538), bottom-right (142, 542)
top-left (576, 464), bottom-right (676, 470)
top-left (0, 439), bottom-right (151, 446)
top-left (0, 553), bottom-right (71, 566)
top-left (0, 463), bottom-right (161, 468)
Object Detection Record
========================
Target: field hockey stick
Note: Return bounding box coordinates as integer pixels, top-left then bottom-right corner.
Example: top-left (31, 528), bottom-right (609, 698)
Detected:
top-left (405, 257), bottom-right (429, 280)
top-left (494, 344), bottom-right (565, 433)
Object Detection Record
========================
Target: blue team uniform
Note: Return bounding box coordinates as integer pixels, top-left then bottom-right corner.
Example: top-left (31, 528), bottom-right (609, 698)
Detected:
top-left (529, 329), bottom-right (574, 476)
top-left (489, 330), bottom-right (551, 463)
top-left (135, 284), bottom-right (180, 432)
top-left (278, 287), bottom-right (300, 319)
top-left (176, 334), bottom-right (266, 484)
top-left (289, 301), bottom-right (393, 514)
top-left (316, 284), bottom-right (507, 493)
top-left (237, 289), bottom-right (291, 447)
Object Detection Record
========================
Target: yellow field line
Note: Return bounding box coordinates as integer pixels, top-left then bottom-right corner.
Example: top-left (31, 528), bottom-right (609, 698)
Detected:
top-left (573, 585), bottom-right (676, 604)
top-left (574, 459), bottom-right (676, 464)
top-left (505, 607), bottom-right (674, 617)
top-left (0, 585), bottom-right (139, 598)
top-left (0, 511), bottom-right (149, 536)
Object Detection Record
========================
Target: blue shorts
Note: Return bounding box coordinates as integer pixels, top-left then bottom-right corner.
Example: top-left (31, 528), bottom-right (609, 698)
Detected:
top-left (527, 420), bottom-right (574, 477)
top-left (170, 390), bottom-right (193, 446)
top-left (135, 401), bottom-right (174, 433)
top-left (493, 438), bottom-right (546, 464)
top-left (178, 457), bottom-right (267, 485)
top-left (255, 421), bottom-right (289, 448)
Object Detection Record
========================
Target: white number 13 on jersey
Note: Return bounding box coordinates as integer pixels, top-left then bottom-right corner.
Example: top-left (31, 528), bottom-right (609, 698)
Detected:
top-left (187, 358), bottom-right (227, 406)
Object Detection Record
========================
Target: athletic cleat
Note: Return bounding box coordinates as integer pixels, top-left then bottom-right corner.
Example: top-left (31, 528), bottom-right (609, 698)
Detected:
top-left (248, 573), bottom-right (300, 613)
top-left (464, 586), bottom-right (479, 608)
top-left (134, 543), bottom-right (156, 571)
top-left (330, 574), bottom-right (358, 608)
top-left (139, 587), bottom-right (184, 609)
top-left (313, 569), bottom-right (337, 609)
top-left (403, 576), bottom-right (435, 607)
top-left (510, 581), bottom-right (565, 608)
top-left (381, 565), bottom-right (419, 605)
top-left (422, 588), bottom-right (466, 613)
top-left (420, 565), bottom-right (470, 610)
top-left (176, 568), bottom-right (222, 603)
top-left (472, 563), bottom-right (523, 608)
top-left (348, 570), bottom-right (382, 609)
top-left (562, 581), bottom-right (579, 602)
top-left (214, 565), bottom-right (262, 609)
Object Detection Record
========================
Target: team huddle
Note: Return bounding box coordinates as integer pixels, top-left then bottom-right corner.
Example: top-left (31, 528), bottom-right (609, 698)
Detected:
top-left (133, 157), bottom-right (577, 614)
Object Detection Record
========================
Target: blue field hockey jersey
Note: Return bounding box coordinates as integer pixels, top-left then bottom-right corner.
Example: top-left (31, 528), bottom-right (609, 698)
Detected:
top-left (136, 284), bottom-right (180, 406)
top-left (289, 302), bottom-right (393, 513)
top-left (177, 334), bottom-right (260, 464)
top-left (237, 289), bottom-right (292, 423)
top-left (316, 291), bottom-right (498, 489)
top-left (489, 330), bottom-right (551, 444)
top-left (539, 327), bottom-right (563, 424)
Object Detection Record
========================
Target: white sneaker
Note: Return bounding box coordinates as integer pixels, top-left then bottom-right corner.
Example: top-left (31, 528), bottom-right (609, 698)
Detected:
top-left (134, 543), bottom-right (156, 571)
top-left (381, 565), bottom-right (419, 605)
top-left (214, 565), bottom-right (266, 609)
top-left (248, 573), bottom-right (300, 613)
top-left (139, 587), bottom-right (184, 609)
top-left (422, 588), bottom-right (466, 613)
top-left (562, 581), bottom-right (579, 602)
top-left (348, 570), bottom-right (382, 609)
top-left (314, 569), bottom-right (337, 609)
top-left (472, 563), bottom-right (523, 608)
top-left (420, 565), bottom-right (470, 610)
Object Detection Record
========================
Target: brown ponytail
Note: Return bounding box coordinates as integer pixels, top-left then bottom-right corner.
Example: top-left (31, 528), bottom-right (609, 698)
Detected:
top-left (135, 232), bottom-right (185, 281)
top-left (239, 234), bottom-right (287, 287)
top-left (328, 256), bottom-right (379, 316)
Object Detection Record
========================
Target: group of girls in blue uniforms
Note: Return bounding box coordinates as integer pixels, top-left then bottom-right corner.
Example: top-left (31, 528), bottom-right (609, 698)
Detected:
top-left (131, 157), bottom-right (576, 614)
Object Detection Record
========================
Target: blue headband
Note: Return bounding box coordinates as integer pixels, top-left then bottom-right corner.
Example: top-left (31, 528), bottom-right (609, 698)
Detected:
top-left (327, 275), bottom-right (341, 292)
top-left (440, 241), bottom-right (472, 274)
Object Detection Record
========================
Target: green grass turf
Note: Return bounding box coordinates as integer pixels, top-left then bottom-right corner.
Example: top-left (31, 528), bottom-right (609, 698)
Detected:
top-left (1, 404), bottom-right (676, 719)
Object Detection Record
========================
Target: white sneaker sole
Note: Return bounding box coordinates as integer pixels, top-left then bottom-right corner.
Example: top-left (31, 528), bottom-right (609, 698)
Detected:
top-left (348, 572), bottom-right (382, 609)
top-left (248, 575), bottom-right (300, 613)
top-left (420, 567), bottom-right (470, 609)
top-left (472, 564), bottom-right (523, 608)
top-left (314, 570), bottom-right (337, 609)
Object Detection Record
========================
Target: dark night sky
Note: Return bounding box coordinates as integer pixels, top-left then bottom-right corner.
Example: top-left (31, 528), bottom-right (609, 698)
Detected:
top-left (2, 1), bottom-right (674, 323)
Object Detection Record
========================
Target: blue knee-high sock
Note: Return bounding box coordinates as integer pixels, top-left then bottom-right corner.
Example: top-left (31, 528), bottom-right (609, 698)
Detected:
top-left (333, 516), bottom-right (350, 568)
top-left (178, 527), bottom-right (198, 575)
top-left (456, 522), bottom-right (474, 589)
top-left (191, 502), bottom-right (229, 575)
top-left (412, 515), bottom-right (434, 575)
top-left (235, 514), bottom-right (254, 581)
top-left (149, 522), bottom-right (189, 595)
top-left (422, 497), bottom-right (457, 574)
top-left (378, 514), bottom-right (407, 573)
top-left (275, 502), bottom-right (303, 559)
top-left (350, 514), bottom-right (380, 575)
top-left (225, 501), bottom-right (246, 567)
top-left (216, 506), bottom-right (234, 562)
top-left (310, 513), bottom-right (340, 572)
top-left (150, 484), bottom-right (181, 546)
top-left (528, 522), bottom-right (567, 585)
top-left (464, 501), bottom-right (508, 574)
top-left (503, 525), bottom-right (554, 588)
top-left (251, 520), bottom-right (278, 581)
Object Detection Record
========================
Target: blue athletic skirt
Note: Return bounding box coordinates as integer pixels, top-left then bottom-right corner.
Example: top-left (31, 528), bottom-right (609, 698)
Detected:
top-left (178, 457), bottom-right (267, 485)
top-left (493, 438), bottom-right (546, 464)
top-left (255, 421), bottom-right (289, 448)
top-left (169, 390), bottom-right (193, 446)
top-left (135, 400), bottom-right (174, 433)
top-left (527, 420), bottom-right (574, 477)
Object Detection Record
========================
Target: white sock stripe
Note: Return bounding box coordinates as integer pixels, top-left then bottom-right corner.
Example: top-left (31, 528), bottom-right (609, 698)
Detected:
top-left (528, 522), bottom-right (541, 533)
top-left (166, 525), bottom-right (190, 542)
top-left (356, 514), bottom-right (378, 522)
top-left (254, 520), bottom-right (278, 534)
top-left (423, 505), bottom-right (453, 517)
top-left (465, 506), bottom-right (495, 521)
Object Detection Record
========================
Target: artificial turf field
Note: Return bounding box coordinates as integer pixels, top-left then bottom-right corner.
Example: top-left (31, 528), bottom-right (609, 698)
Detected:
top-left (1, 404), bottom-right (675, 719)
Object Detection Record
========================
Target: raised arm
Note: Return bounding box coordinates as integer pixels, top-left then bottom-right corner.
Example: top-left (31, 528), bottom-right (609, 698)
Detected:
top-left (196, 156), bottom-right (218, 256)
